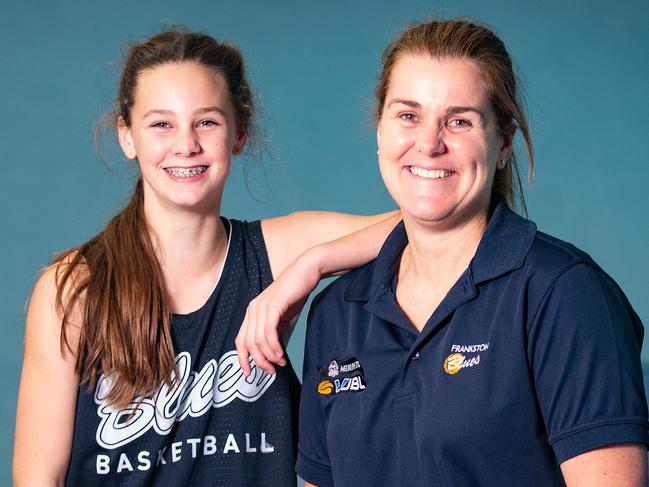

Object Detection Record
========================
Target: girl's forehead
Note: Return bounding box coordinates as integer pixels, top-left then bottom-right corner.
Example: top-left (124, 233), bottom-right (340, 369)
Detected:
top-left (131, 62), bottom-right (231, 111)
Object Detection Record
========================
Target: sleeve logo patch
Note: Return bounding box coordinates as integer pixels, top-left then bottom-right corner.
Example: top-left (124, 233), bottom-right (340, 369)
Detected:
top-left (318, 357), bottom-right (366, 395)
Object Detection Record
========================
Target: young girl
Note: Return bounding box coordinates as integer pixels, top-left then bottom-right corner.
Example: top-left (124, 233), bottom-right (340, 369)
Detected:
top-left (13, 30), bottom-right (396, 486)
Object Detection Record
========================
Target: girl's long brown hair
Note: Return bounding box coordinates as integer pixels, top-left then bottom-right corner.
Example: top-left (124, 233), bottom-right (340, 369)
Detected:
top-left (53, 29), bottom-right (254, 409)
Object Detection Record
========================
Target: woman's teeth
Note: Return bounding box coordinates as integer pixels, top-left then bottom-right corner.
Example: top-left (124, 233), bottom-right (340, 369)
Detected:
top-left (164, 166), bottom-right (208, 177)
top-left (409, 167), bottom-right (454, 179)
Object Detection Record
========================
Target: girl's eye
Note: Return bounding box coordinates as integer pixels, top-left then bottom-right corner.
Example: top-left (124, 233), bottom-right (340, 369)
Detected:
top-left (447, 118), bottom-right (472, 132)
top-left (151, 121), bottom-right (171, 129)
top-left (198, 119), bottom-right (218, 127)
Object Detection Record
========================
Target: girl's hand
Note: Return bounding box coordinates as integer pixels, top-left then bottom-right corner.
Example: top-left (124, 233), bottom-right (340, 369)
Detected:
top-left (236, 248), bottom-right (322, 375)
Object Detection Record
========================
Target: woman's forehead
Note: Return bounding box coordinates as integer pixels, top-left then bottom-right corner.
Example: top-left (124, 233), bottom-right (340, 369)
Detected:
top-left (386, 55), bottom-right (491, 110)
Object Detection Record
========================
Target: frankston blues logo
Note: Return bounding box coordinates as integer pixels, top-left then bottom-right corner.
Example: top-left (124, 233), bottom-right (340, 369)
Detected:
top-left (443, 342), bottom-right (490, 375)
top-left (317, 357), bottom-right (366, 395)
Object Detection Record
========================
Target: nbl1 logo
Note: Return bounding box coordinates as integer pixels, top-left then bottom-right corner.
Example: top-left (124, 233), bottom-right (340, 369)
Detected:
top-left (317, 376), bottom-right (366, 395)
top-left (317, 356), bottom-right (366, 395)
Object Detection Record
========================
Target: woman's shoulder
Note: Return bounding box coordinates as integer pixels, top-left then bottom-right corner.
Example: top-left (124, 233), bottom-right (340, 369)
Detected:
top-left (523, 230), bottom-right (637, 319)
top-left (524, 230), bottom-right (610, 284)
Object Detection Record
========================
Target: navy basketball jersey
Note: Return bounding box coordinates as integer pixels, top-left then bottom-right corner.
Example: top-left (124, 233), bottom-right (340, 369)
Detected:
top-left (65, 219), bottom-right (300, 486)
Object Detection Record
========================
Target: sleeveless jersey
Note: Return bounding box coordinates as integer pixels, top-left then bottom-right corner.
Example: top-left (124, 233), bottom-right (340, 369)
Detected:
top-left (65, 219), bottom-right (300, 486)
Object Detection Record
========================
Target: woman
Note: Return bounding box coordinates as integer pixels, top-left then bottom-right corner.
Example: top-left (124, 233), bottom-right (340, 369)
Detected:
top-left (13, 30), bottom-right (398, 486)
top-left (296, 19), bottom-right (648, 486)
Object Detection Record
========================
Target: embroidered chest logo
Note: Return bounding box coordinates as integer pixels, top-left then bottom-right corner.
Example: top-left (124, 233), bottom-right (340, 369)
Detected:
top-left (317, 357), bottom-right (366, 395)
top-left (443, 343), bottom-right (490, 375)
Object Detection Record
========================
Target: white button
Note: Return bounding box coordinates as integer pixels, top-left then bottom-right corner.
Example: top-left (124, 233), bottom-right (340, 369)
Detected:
top-left (411, 352), bottom-right (420, 361)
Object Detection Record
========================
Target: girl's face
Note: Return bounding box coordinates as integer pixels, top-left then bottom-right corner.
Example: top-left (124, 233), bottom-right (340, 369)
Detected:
top-left (118, 61), bottom-right (246, 215)
top-left (377, 55), bottom-right (512, 230)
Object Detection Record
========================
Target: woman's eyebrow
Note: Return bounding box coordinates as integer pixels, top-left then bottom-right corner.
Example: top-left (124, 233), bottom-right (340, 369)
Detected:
top-left (446, 106), bottom-right (485, 120)
top-left (386, 98), bottom-right (421, 110)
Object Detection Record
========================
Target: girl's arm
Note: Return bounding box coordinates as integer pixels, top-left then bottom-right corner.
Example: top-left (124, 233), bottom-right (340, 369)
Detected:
top-left (236, 211), bottom-right (400, 374)
top-left (261, 210), bottom-right (398, 279)
top-left (14, 266), bottom-right (80, 486)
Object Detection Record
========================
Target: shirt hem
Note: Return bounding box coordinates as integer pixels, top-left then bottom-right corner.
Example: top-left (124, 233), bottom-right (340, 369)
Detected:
top-left (296, 453), bottom-right (334, 487)
top-left (550, 418), bottom-right (649, 463)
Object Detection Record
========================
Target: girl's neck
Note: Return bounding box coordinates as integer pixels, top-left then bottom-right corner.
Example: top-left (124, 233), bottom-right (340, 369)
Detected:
top-left (144, 198), bottom-right (230, 314)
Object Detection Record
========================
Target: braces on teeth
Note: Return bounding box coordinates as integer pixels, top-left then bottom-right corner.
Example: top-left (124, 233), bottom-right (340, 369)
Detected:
top-left (165, 166), bottom-right (207, 177)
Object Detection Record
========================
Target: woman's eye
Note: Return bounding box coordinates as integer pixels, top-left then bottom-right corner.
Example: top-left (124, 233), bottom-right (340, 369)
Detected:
top-left (447, 118), bottom-right (472, 131)
top-left (399, 113), bottom-right (417, 123)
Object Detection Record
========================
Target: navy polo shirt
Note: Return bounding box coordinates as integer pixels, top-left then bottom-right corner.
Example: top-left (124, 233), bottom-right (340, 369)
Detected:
top-left (297, 199), bottom-right (648, 487)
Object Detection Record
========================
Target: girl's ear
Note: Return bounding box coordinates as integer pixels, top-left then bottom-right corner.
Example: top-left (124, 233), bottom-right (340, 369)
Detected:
top-left (117, 116), bottom-right (137, 159)
top-left (232, 130), bottom-right (248, 155)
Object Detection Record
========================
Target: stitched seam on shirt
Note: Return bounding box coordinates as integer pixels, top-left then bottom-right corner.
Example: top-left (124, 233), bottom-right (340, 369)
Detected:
top-left (297, 451), bottom-right (333, 471)
top-left (526, 259), bottom-right (582, 338)
top-left (549, 416), bottom-right (649, 445)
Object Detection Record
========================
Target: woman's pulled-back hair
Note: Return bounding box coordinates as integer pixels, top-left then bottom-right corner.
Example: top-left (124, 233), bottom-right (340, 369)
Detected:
top-left (375, 19), bottom-right (534, 212)
top-left (54, 29), bottom-right (254, 409)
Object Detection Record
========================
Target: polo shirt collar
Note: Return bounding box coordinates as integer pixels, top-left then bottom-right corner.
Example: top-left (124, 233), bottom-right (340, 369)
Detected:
top-left (344, 196), bottom-right (537, 302)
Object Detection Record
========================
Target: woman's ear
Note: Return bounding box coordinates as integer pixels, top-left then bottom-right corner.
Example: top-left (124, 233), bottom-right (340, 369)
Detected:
top-left (499, 124), bottom-right (516, 163)
top-left (117, 116), bottom-right (137, 160)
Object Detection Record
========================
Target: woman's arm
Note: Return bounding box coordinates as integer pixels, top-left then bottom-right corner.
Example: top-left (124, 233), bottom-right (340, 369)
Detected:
top-left (236, 211), bottom-right (400, 374)
top-left (561, 444), bottom-right (647, 486)
top-left (14, 266), bottom-right (81, 486)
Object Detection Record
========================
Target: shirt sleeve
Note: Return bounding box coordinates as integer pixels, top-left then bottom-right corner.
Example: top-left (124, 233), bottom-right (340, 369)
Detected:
top-left (528, 262), bottom-right (649, 463)
top-left (296, 300), bottom-right (335, 487)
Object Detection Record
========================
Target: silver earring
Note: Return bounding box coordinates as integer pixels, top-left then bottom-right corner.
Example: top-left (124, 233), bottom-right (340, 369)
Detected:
top-left (499, 159), bottom-right (507, 169)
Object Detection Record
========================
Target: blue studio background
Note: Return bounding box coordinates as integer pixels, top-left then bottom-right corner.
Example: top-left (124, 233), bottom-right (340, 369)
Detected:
top-left (2, 0), bottom-right (648, 482)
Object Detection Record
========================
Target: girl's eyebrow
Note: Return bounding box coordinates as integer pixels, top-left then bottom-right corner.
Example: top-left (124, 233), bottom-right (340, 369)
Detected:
top-left (143, 106), bottom-right (226, 118)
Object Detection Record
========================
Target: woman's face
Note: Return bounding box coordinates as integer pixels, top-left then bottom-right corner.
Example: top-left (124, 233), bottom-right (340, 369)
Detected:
top-left (118, 61), bottom-right (245, 214)
top-left (377, 55), bottom-right (512, 230)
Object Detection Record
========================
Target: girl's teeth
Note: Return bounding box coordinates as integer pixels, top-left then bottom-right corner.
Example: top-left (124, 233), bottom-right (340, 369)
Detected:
top-left (410, 167), bottom-right (453, 179)
top-left (165, 166), bottom-right (208, 177)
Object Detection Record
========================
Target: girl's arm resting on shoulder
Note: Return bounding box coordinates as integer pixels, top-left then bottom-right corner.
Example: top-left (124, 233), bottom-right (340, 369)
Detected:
top-left (560, 443), bottom-right (647, 486)
top-left (236, 211), bottom-right (400, 374)
top-left (14, 267), bottom-right (80, 486)
top-left (260, 210), bottom-right (398, 280)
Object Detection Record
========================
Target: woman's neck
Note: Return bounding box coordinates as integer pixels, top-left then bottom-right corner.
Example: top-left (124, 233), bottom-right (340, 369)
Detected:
top-left (400, 210), bottom-right (488, 285)
top-left (395, 209), bottom-right (489, 331)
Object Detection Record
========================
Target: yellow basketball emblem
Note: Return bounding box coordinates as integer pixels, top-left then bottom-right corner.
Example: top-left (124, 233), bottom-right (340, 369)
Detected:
top-left (443, 353), bottom-right (465, 375)
top-left (317, 380), bottom-right (334, 395)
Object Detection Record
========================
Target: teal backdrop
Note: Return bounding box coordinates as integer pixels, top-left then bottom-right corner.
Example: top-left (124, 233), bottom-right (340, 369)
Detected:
top-left (2, 0), bottom-right (648, 482)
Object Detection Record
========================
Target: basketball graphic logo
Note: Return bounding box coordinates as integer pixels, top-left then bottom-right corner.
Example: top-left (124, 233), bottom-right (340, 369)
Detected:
top-left (327, 360), bottom-right (340, 378)
top-left (443, 353), bottom-right (465, 375)
top-left (317, 380), bottom-right (334, 395)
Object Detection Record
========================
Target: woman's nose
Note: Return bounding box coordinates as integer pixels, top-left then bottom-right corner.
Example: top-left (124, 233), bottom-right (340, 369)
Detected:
top-left (414, 120), bottom-right (446, 156)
